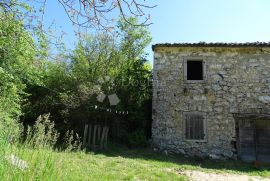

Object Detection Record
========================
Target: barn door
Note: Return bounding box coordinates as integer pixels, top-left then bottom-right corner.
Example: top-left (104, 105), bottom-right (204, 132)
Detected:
top-left (238, 119), bottom-right (256, 162)
top-left (255, 120), bottom-right (270, 162)
top-left (238, 119), bottom-right (270, 163)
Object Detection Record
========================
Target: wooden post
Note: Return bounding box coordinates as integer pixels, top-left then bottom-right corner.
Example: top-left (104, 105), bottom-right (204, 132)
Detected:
top-left (87, 124), bottom-right (92, 148)
top-left (82, 124), bottom-right (88, 148)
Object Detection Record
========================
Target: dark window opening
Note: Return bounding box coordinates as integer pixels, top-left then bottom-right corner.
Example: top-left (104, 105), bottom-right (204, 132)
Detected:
top-left (187, 60), bottom-right (203, 80)
top-left (185, 114), bottom-right (205, 140)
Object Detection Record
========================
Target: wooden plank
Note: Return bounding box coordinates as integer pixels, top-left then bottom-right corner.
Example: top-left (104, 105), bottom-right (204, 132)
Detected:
top-left (198, 117), bottom-right (202, 139)
top-left (99, 126), bottom-right (106, 149)
top-left (97, 125), bottom-right (101, 143)
top-left (92, 125), bottom-right (97, 146)
top-left (256, 120), bottom-right (270, 163)
top-left (234, 113), bottom-right (270, 120)
top-left (87, 124), bottom-right (92, 147)
top-left (185, 119), bottom-right (189, 139)
top-left (238, 119), bottom-right (242, 159)
top-left (240, 129), bottom-right (255, 142)
top-left (195, 117), bottom-right (200, 139)
top-left (82, 124), bottom-right (88, 148)
top-left (256, 130), bottom-right (270, 144)
top-left (104, 127), bottom-right (109, 149)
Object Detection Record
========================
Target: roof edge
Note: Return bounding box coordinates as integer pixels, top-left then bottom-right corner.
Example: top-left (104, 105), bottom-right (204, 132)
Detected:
top-left (152, 42), bottom-right (270, 51)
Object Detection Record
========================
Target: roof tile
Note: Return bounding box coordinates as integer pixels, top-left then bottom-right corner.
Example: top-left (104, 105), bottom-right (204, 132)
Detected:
top-left (152, 42), bottom-right (270, 50)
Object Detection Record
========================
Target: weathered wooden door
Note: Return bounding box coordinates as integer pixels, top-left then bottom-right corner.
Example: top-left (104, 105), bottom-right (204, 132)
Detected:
top-left (255, 120), bottom-right (270, 162)
top-left (238, 119), bottom-right (270, 163)
top-left (238, 119), bottom-right (256, 162)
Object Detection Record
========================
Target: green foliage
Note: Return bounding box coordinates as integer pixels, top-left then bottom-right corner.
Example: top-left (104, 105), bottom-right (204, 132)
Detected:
top-left (63, 130), bottom-right (82, 152)
top-left (0, 67), bottom-right (21, 124)
top-left (117, 17), bottom-right (152, 58)
top-left (126, 130), bottom-right (148, 147)
top-left (24, 17), bottom-right (153, 147)
top-left (0, 4), bottom-right (155, 179)
top-left (0, 12), bottom-right (43, 150)
top-left (1, 12), bottom-right (152, 150)
top-left (1, 148), bottom-right (59, 180)
top-left (1, 145), bottom-right (269, 180)
top-left (24, 114), bottom-right (59, 149)
top-left (22, 113), bottom-right (81, 151)
top-left (67, 18), bottom-right (152, 146)
top-left (0, 13), bottom-right (43, 86)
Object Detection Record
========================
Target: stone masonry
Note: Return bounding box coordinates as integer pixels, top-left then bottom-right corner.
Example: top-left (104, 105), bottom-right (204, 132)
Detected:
top-left (152, 43), bottom-right (270, 159)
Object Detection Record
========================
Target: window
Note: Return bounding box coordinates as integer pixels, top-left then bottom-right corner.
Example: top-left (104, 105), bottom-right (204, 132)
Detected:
top-left (184, 113), bottom-right (206, 141)
top-left (184, 59), bottom-right (205, 81)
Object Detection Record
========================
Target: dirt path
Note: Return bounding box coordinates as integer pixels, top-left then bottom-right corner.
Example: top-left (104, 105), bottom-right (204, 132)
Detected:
top-left (178, 170), bottom-right (270, 181)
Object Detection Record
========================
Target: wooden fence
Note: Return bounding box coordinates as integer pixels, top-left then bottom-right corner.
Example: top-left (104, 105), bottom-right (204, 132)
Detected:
top-left (82, 124), bottom-right (109, 150)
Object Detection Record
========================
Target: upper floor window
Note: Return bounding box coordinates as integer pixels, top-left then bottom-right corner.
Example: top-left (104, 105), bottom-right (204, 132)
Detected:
top-left (184, 59), bottom-right (205, 82)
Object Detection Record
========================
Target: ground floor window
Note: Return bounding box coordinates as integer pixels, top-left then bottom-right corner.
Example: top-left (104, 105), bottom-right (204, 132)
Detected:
top-left (184, 112), bottom-right (206, 141)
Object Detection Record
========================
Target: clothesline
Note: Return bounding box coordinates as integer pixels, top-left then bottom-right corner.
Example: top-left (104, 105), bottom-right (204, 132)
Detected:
top-left (90, 105), bottom-right (129, 115)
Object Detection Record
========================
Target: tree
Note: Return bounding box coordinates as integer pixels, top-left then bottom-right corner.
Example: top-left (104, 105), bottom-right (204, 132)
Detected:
top-left (24, 17), bottom-right (152, 146)
top-left (0, 12), bottom-right (43, 141)
top-left (67, 17), bottom-right (152, 146)
top-left (0, 0), bottom-right (156, 31)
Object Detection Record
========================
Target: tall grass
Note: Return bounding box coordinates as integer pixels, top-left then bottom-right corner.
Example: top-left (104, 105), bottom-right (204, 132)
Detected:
top-left (0, 114), bottom-right (81, 180)
top-left (24, 114), bottom-right (59, 149)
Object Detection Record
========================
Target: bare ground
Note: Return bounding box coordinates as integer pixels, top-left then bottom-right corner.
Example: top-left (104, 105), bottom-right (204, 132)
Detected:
top-left (177, 170), bottom-right (270, 181)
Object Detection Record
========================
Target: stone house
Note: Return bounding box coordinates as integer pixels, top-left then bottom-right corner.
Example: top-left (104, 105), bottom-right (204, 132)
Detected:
top-left (152, 42), bottom-right (270, 162)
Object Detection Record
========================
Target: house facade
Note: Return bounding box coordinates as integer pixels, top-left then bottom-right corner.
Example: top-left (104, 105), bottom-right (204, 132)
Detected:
top-left (152, 43), bottom-right (270, 162)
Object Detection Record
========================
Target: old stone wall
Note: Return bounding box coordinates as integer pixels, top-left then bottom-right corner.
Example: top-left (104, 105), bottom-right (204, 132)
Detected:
top-left (152, 47), bottom-right (270, 159)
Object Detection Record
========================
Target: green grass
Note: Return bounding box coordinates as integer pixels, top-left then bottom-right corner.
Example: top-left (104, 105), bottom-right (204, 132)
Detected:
top-left (1, 144), bottom-right (269, 180)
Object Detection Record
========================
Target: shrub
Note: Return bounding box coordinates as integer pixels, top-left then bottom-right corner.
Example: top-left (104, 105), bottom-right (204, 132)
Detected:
top-left (63, 130), bottom-right (81, 152)
top-left (24, 114), bottom-right (82, 151)
top-left (24, 114), bottom-right (59, 149)
top-left (126, 130), bottom-right (148, 147)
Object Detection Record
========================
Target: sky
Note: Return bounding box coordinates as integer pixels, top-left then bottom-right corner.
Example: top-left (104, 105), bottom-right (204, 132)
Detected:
top-left (41, 0), bottom-right (270, 63)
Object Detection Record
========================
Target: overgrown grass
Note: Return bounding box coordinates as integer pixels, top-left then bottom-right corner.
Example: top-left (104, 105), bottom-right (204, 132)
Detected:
top-left (0, 114), bottom-right (82, 180)
top-left (0, 145), bottom-right (186, 180)
top-left (0, 115), bottom-right (269, 180)
top-left (1, 144), bottom-right (269, 180)
top-left (101, 145), bottom-right (270, 177)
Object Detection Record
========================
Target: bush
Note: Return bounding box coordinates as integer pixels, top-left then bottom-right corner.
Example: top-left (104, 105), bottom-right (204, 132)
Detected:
top-left (63, 130), bottom-right (81, 152)
top-left (24, 114), bottom-right (81, 151)
top-left (24, 114), bottom-right (59, 149)
top-left (126, 130), bottom-right (148, 147)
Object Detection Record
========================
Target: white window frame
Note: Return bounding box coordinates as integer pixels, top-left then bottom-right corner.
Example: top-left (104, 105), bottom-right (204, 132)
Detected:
top-left (184, 57), bottom-right (206, 83)
top-left (183, 112), bottom-right (207, 142)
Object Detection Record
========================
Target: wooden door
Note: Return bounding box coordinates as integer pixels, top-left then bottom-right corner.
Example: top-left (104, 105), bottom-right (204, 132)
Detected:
top-left (238, 119), bottom-right (256, 162)
top-left (255, 120), bottom-right (270, 162)
top-left (238, 119), bottom-right (270, 163)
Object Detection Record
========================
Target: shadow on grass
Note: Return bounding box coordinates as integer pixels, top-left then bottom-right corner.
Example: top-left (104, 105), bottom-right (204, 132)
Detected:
top-left (90, 143), bottom-right (270, 177)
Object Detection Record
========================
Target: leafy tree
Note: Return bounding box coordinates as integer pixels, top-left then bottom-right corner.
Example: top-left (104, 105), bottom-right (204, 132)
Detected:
top-left (21, 16), bottom-right (152, 147)
top-left (0, 0), bottom-right (154, 149)
top-left (0, 12), bottom-right (43, 142)
top-left (110, 17), bottom-right (152, 145)
top-left (67, 17), bottom-right (152, 146)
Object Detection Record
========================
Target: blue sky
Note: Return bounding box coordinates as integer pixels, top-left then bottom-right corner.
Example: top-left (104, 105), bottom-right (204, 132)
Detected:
top-left (41, 0), bottom-right (270, 62)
